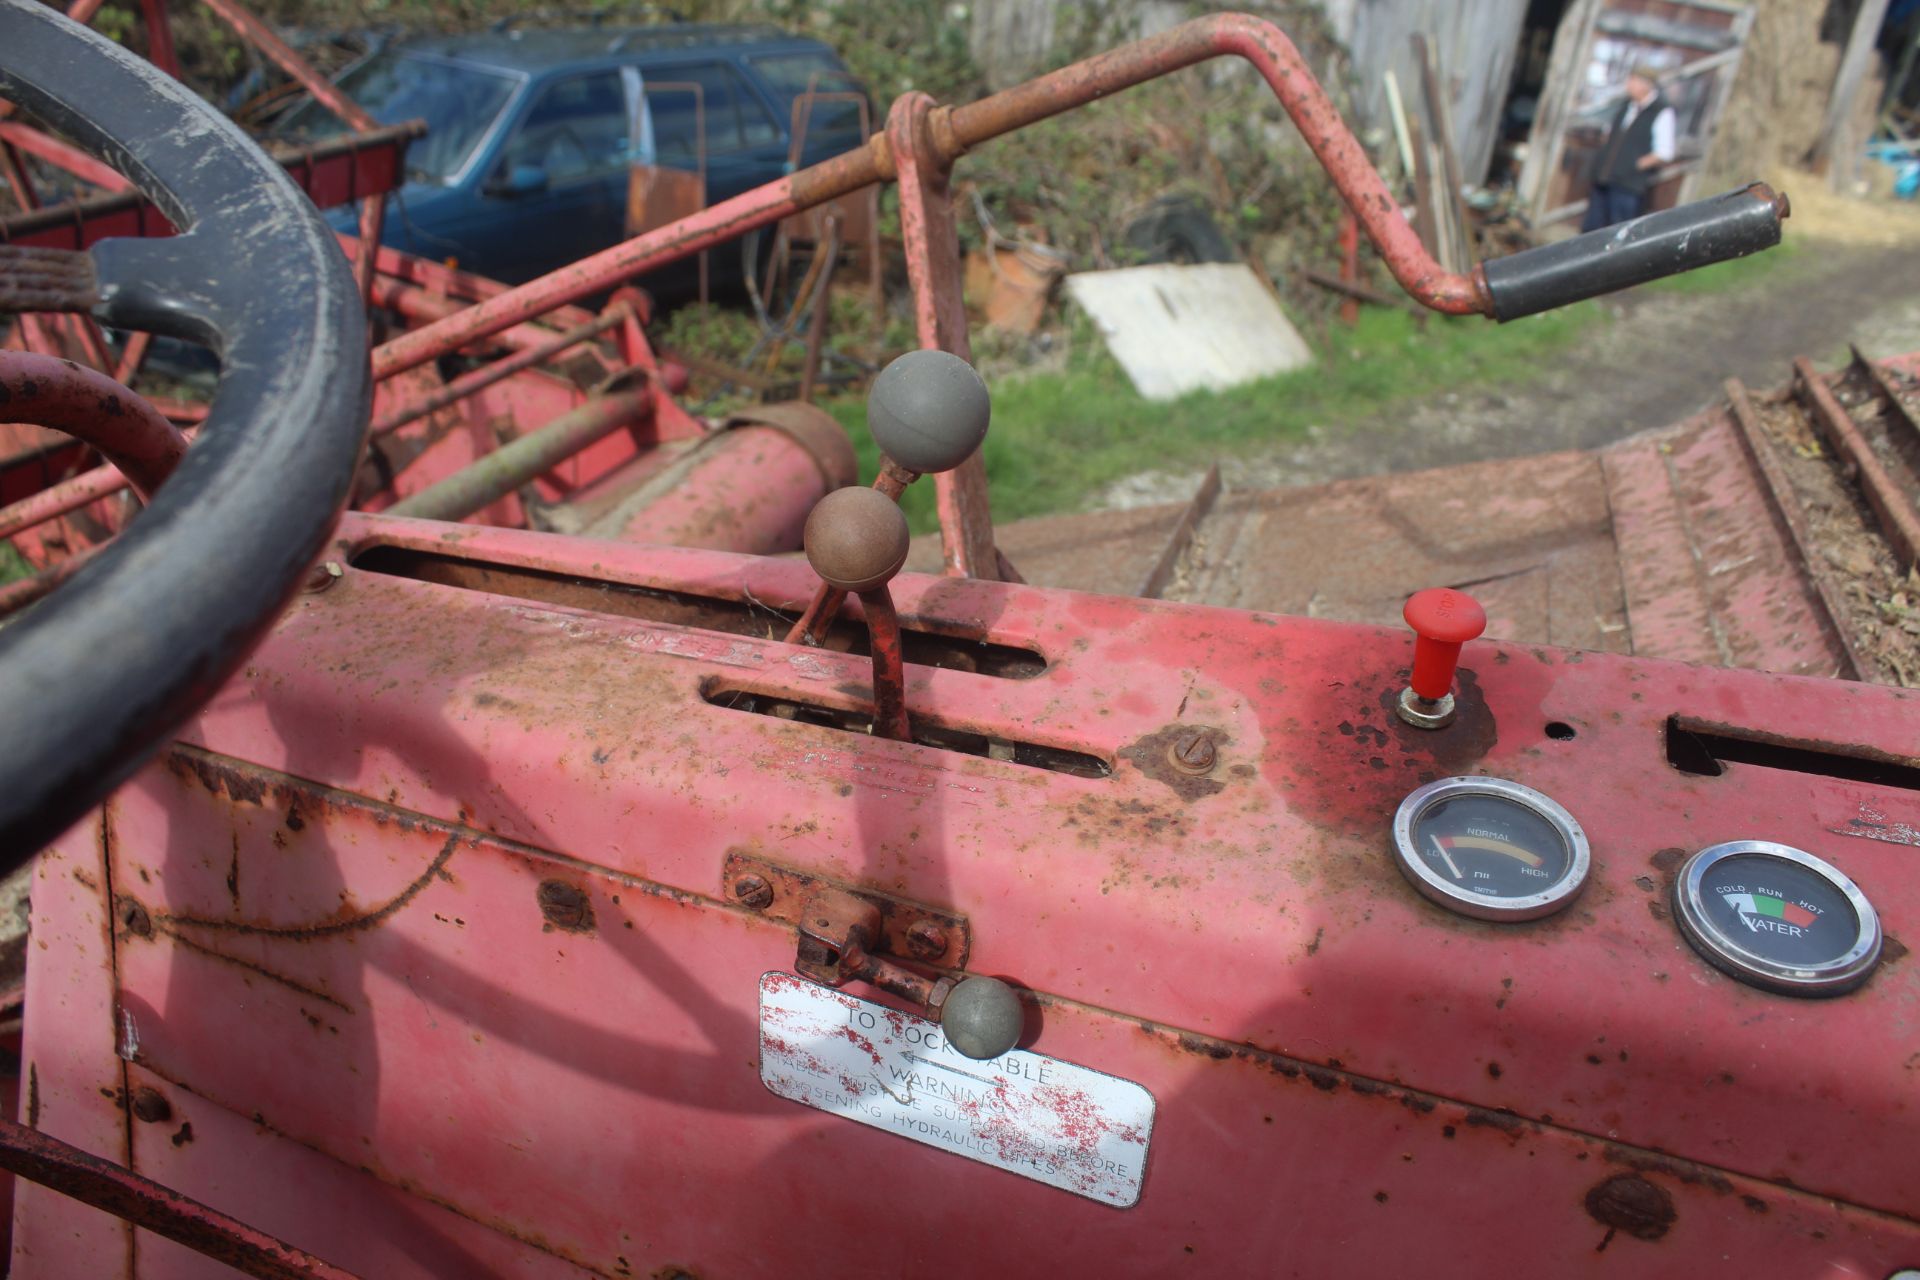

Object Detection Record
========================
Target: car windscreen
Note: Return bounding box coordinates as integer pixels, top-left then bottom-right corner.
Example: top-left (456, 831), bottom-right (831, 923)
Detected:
top-left (275, 52), bottom-right (518, 185)
top-left (746, 51), bottom-right (867, 147)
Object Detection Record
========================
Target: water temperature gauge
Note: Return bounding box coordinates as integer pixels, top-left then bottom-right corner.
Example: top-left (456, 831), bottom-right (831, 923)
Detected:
top-left (1391, 777), bottom-right (1590, 921)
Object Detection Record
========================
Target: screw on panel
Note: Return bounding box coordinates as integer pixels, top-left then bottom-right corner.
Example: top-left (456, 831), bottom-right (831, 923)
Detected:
top-left (117, 897), bottom-right (151, 938)
top-left (1168, 731), bottom-right (1217, 774)
top-left (731, 875), bottom-right (774, 910)
top-left (905, 919), bottom-right (948, 960)
top-left (129, 1086), bottom-right (172, 1124)
top-left (304, 559), bottom-right (344, 592)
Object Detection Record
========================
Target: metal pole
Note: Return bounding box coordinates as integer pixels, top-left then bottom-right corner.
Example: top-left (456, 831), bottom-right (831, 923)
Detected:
top-left (386, 390), bottom-right (654, 523)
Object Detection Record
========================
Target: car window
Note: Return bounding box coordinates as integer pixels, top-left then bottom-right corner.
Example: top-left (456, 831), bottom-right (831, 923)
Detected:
top-left (747, 51), bottom-right (866, 143)
top-left (497, 71), bottom-right (630, 184)
top-left (643, 62), bottom-right (779, 167)
top-left (275, 52), bottom-right (517, 186)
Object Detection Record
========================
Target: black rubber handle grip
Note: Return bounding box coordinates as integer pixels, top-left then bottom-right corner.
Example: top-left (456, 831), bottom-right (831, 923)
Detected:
top-left (1481, 183), bottom-right (1788, 322)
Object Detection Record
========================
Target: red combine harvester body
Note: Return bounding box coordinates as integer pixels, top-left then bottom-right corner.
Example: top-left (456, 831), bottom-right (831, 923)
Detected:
top-left (2, 5), bottom-right (1917, 1279)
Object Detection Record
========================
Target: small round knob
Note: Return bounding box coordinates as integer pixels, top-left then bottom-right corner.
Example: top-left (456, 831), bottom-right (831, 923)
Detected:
top-left (803, 486), bottom-right (910, 592)
top-left (1404, 588), bottom-right (1487, 699)
top-left (866, 349), bottom-right (990, 474)
top-left (940, 976), bottom-right (1024, 1061)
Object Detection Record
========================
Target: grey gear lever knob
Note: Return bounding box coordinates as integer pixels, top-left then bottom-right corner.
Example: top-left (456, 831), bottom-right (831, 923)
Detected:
top-left (867, 349), bottom-right (991, 474)
top-left (940, 976), bottom-right (1025, 1060)
top-left (804, 486), bottom-right (911, 592)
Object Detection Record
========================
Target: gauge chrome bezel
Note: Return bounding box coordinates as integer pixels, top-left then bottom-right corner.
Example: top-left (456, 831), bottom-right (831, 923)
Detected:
top-left (1390, 776), bottom-right (1591, 922)
top-left (1673, 840), bottom-right (1881, 996)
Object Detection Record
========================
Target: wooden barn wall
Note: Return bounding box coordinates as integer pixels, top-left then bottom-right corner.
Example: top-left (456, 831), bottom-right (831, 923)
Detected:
top-left (1337, 0), bottom-right (1530, 185)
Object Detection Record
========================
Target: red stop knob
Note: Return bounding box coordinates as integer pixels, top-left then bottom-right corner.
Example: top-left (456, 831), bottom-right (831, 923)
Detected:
top-left (1404, 588), bottom-right (1486, 701)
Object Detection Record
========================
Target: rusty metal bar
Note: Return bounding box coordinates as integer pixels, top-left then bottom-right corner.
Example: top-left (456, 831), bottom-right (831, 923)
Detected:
top-left (0, 540), bottom-right (95, 616)
top-left (138, 0), bottom-right (179, 78)
top-left (196, 0), bottom-right (378, 133)
top-left (1137, 461), bottom-right (1222, 600)
top-left (0, 1116), bottom-right (363, 1279)
top-left (860, 586), bottom-right (910, 741)
top-left (0, 455), bottom-right (148, 541)
top-left (385, 389), bottom-right (654, 522)
top-left (0, 351), bottom-right (186, 497)
top-left (370, 305), bottom-right (629, 440)
top-left (372, 13), bottom-right (1499, 384)
top-left (799, 216), bottom-right (840, 403)
top-left (353, 192), bottom-right (387, 318)
top-left (0, 122), bottom-right (131, 193)
top-left (1851, 343), bottom-right (1920, 457)
top-left (1794, 356), bottom-right (1920, 570)
top-left (939, 13), bottom-right (1488, 314)
top-left (1724, 377), bottom-right (1865, 679)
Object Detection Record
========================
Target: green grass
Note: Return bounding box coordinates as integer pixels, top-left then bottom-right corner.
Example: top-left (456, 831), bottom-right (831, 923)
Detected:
top-left (826, 300), bottom-right (1603, 533)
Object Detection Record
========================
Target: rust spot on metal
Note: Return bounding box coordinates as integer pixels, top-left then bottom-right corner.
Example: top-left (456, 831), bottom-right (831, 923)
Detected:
top-left (167, 751), bottom-right (268, 807)
top-left (117, 897), bottom-right (152, 938)
top-left (1584, 1173), bottom-right (1675, 1242)
top-left (168, 1121), bottom-right (193, 1147)
top-left (1882, 935), bottom-right (1909, 965)
top-left (1120, 724), bottom-right (1230, 800)
top-left (25, 1065), bottom-right (38, 1128)
top-left (129, 1086), bottom-right (172, 1124)
top-left (537, 880), bottom-right (596, 934)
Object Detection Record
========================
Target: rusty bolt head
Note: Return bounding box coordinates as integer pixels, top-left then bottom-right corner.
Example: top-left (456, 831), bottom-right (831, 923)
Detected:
top-left (304, 560), bottom-right (344, 593)
top-left (1168, 730), bottom-right (1217, 775)
top-left (535, 879), bottom-right (595, 934)
top-left (803, 487), bottom-right (910, 592)
top-left (731, 874), bottom-right (774, 910)
top-left (129, 1086), bottom-right (172, 1124)
top-left (905, 919), bottom-right (948, 960)
top-left (117, 897), bottom-right (152, 938)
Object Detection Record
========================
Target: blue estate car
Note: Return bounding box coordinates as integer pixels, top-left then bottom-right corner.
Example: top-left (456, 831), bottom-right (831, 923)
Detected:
top-left (273, 23), bottom-right (869, 290)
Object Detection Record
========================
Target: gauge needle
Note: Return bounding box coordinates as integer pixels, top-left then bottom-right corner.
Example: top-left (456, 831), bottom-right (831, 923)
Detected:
top-left (1431, 835), bottom-right (1464, 880)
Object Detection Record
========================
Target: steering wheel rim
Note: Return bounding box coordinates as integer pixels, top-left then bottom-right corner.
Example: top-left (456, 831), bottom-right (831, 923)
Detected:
top-left (0, 0), bottom-right (370, 855)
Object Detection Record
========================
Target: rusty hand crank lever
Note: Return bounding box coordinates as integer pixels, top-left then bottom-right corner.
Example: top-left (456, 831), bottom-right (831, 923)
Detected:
top-left (785, 350), bottom-right (992, 646)
top-left (795, 883), bottom-right (1026, 1061)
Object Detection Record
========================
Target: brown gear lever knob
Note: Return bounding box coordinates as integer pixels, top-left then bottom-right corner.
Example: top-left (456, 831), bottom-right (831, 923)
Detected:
top-left (804, 487), bottom-right (913, 741)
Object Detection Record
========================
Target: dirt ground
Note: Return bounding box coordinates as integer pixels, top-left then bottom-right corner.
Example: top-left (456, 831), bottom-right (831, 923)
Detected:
top-left (1101, 223), bottom-right (1920, 508)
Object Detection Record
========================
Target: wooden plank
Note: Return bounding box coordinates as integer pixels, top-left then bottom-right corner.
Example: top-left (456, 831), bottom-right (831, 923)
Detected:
top-left (1519, 0), bottom-right (1604, 220)
top-left (1809, 0), bottom-right (1894, 170)
top-left (1137, 463), bottom-right (1223, 600)
top-left (1413, 33), bottom-right (1474, 269)
top-left (1723, 378), bottom-right (1866, 679)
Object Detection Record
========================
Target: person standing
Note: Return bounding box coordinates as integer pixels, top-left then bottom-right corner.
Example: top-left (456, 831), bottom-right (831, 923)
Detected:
top-left (1581, 65), bottom-right (1677, 232)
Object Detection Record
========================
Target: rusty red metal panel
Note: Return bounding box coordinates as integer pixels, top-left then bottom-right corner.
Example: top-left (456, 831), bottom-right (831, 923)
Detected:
top-left (7, 507), bottom-right (1897, 1276)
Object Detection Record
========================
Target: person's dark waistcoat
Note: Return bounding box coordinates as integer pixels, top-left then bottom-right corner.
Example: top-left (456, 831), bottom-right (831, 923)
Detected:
top-left (1593, 91), bottom-right (1668, 195)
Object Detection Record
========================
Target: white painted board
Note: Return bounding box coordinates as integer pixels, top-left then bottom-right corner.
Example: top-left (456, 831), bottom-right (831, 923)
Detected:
top-left (1064, 262), bottom-right (1314, 401)
top-left (758, 972), bottom-right (1155, 1206)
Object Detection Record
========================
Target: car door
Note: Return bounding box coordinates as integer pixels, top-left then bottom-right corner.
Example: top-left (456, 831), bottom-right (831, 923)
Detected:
top-left (639, 59), bottom-right (790, 292)
top-left (468, 68), bottom-right (637, 283)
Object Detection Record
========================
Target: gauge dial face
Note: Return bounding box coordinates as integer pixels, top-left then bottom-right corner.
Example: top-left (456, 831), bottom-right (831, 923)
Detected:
top-left (1674, 842), bottom-right (1881, 996)
top-left (1391, 778), bottom-right (1590, 921)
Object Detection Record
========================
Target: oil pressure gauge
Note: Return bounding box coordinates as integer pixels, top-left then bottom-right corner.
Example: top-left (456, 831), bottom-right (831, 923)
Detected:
top-left (1391, 777), bottom-right (1590, 921)
top-left (1674, 841), bottom-right (1881, 996)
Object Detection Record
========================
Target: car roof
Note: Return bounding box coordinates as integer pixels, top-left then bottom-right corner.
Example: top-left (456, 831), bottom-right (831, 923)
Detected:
top-left (386, 23), bottom-right (838, 76)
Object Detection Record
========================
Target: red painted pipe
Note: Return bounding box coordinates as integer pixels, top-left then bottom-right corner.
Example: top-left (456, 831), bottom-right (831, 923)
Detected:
top-left (0, 351), bottom-right (187, 498)
top-left (0, 1115), bottom-right (361, 1278)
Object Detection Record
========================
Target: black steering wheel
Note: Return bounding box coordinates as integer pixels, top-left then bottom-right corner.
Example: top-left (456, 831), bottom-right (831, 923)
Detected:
top-left (0, 0), bottom-right (370, 855)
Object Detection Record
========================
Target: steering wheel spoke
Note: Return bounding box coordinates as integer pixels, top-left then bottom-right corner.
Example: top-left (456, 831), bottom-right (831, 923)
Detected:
top-left (0, 0), bottom-right (371, 856)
